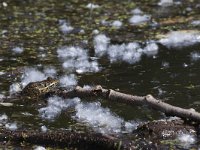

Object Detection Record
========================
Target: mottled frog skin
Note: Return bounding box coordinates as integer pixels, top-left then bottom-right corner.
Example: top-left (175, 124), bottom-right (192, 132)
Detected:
top-left (21, 77), bottom-right (59, 97)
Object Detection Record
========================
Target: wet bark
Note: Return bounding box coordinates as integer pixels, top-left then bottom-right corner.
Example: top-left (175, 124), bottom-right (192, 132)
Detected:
top-left (0, 129), bottom-right (123, 150)
top-left (55, 85), bottom-right (200, 123)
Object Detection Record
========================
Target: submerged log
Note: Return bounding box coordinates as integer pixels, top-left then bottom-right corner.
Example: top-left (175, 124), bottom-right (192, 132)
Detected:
top-left (0, 129), bottom-right (123, 150)
top-left (0, 119), bottom-right (197, 149)
top-left (136, 119), bottom-right (197, 139)
top-left (54, 86), bottom-right (200, 123)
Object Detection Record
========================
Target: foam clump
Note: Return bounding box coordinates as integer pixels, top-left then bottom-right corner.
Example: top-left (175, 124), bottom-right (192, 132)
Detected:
top-left (9, 83), bottom-right (22, 95)
top-left (43, 67), bottom-right (57, 77)
top-left (34, 146), bottom-right (46, 150)
top-left (142, 41), bottom-right (159, 56)
top-left (39, 96), bottom-right (80, 120)
top-left (131, 8), bottom-right (143, 15)
top-left (177, 133), bottom-right (196, 148)
top-left (74, 102), bottom-right (137, 134)
top-left (9, 68), bottom-right (50, 95)
top-left (41, 125), bottom-right (48, 132)
top-left (107, 41), bottom-right (158, 64)
top-left (12, 47), bottom-right (24, 53)
top-left (93, 34), bottom-right (159, 64)
top-left (59, 74), bottom-right (77, 87)
top-left (112, 20), bottom-right (122, 28)
top-left (21, 68), bottom-right (46, 88)
top-left (0, 94), bottom-right (5, 99)
top-left (57, 46), bottom-right (87, 59)
top-left (190, 52), bottom-right (200, 61)
top-left (159, 30), bottom-right (200, 48)
top-left (0, 114), bottom-right (8, 123)
top-left (57, 46), bottom-right (100, 73)
top-left (5, 122), bottom-right (17, 131)
top-left (129, 15), bottom-right (151, 25)
top-left (107, 43), bottom-right (142, 64)
top-left (83, 85), bottom-right (92, 90)
top-left (92, 29), bottom-right (99, 35)
top-left (0, 71), bottom-right (5, 75)
top-left (59, 20), bottom-right (73, 34)
top-left (191, 20), bottom-right (200, 26)
top-left (94, 34), bottom-right (110, 57)
top-left (158, 0), bottom-right (173, 6)
top-left (86, 3), bottom-right (100, 9)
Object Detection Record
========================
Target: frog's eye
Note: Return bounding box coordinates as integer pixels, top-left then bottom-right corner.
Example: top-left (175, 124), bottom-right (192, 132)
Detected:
top-left (47, 77), bottom-right (52, 81)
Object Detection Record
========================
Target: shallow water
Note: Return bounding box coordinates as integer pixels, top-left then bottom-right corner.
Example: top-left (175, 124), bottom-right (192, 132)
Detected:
top-left (0, 0), bottom-right (200, 149)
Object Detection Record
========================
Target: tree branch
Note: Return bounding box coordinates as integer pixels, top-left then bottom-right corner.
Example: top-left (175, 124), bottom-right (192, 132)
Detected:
top-left (56, 86), bottom-right (200, 123)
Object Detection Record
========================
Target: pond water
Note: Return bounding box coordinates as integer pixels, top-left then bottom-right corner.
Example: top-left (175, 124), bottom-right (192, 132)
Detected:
top-left (0, 0), bottom-right (200, 149)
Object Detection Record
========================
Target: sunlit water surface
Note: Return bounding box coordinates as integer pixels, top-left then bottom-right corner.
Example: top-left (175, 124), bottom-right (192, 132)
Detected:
top-left (0, 0), bottom-right (200, 149)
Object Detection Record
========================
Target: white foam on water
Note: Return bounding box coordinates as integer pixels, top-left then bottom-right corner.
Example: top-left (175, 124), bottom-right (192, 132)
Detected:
top-left (5, 122), bottom-right (17, 131)
top-left (43, 67), bottom-right (57, 77)
top-left (83, 85), bottom-right (92, 90)
top-left (41, 125), bottom-right (48, 132)
top-left (86, 3), bottom-right (100, 9)
top-left (0, 71), bottom-right (5, 75)
top-left (57, 46), bottom-right (100, 73)
top-left (94, 34), bottom-right (110, 57)
top-left (129, 15), bottom-right (151, 25)
top-left (57, 46), bottom-right (87, 59)
top-left (190, 52), bottom-right (200, 61)
top-left (158, 0), bottom-right (173, 6)
top-left (9, 83), bottom-right (22, 95)
top-left (101, 19), bottom-right (109, 26)
top-left (59, 20), bottom-right (73, 34)
top-left (177, 133), bottom-right (196, 148)
top-left (38, 96), bottom-right (80, 120)
top-left (21, 112), bottom-right (33, 116)
top-left (112, 20), bottom-right (122, 28)
top-left (162, 61), bottom-right (170, 68)
top-left (191, 20), bottom-right (200, 26)
top-left (75, 59), bottom-right (100, 74)
top-left (142, 41), bottom-right (159, 56)
top-left (0, 114), bottom-right (8, 123)
top-left (74, 102), bottom-right (138, 134)
top-left (34, 146), bottom-right (46, 150)
top-left (0, 94), bottom-right (5, 99)
top-left (107, 41), bottom-right (158, 64)
top-left (21, 68), bottom-right (46, 88)
top-left (131, 8), bottom-right (143, 15)
top-left (108, 44), bottom-right (142, 63)
top-left (59, 74), bottom-right (77, 87)
top-left (92, 29), bottom-right (99, 35)
top-left (12, 47), bottom-right (24, 53)
top-left (93, 35), bottom-right (159, 64)
top-left (159, 31), bottom-right (200, 48)
top-left (38, 46), bottom-right (45, 51)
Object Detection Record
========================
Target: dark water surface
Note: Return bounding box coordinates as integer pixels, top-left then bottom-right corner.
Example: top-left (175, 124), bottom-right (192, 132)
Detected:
top-left (0, 0), bottom-right (200, 148)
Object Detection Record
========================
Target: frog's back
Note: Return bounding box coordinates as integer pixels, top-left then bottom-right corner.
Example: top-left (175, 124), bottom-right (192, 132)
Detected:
top-left (21, 77), bottom-right (59, 98)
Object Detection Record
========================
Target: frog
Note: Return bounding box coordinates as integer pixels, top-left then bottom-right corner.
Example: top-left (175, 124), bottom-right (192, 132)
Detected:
top-left (21, 77), bottom-right (59, 98)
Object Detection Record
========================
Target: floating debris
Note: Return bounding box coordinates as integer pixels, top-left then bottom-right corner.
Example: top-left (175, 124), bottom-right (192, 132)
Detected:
top-left (158, 0), bottom-right (174, 7)
top-left (57, 46), bottom-right (100, 73)
top-left (158, 30), bottom-right (200, 48)
top-left (129, 14), bottom-right (151, 25)
top-left (39, 96), bottom-right (80, 120)
top-left (190, 52), bottom-right (200, 61)
top-left (74, 102), bottom-right (138, 134)
top-left (86, 3), bottom-right (100, 9)
top-left (11, 47), bottom-right (24, 54)
top-left (111, 20), bottom-right (122, 28)
top-left (59, 74), bottom-right (77, 87)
